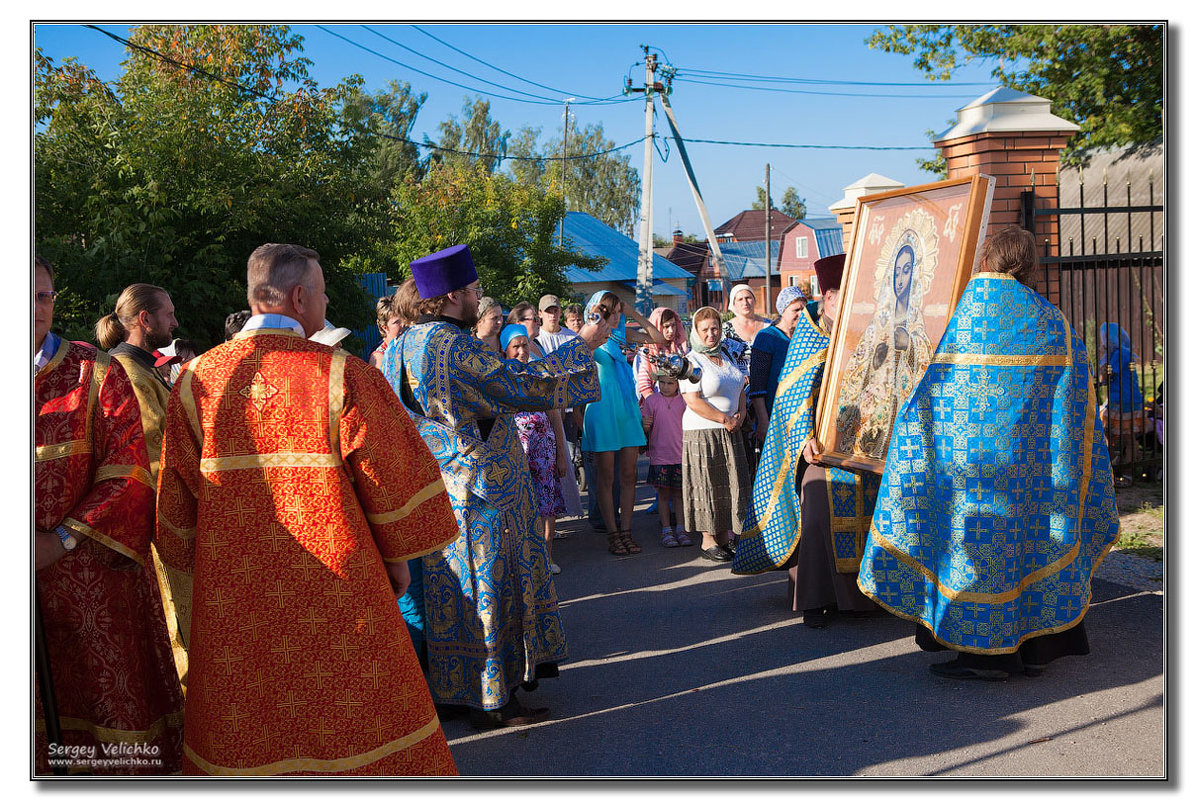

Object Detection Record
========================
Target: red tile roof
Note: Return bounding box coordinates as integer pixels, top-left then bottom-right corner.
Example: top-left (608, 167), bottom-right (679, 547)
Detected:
top-left (714, 209), bottom-right (796, 242)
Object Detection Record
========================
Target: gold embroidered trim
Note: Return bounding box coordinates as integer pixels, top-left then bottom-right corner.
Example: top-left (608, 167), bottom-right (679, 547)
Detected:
top-left (328, 350), bottom-right (347, 462)
top-left (184, 716), bottom-right (441, 776)
top-left (930, 353), bottom-right (1072, 368)
top-left (95, 463), bottom-right (154, 489)
top-left (35, 440), bottom-right (90, 462)
top-left (86, 350), bottom-right (110, 448)
top-left (158, 512), bottom-right (197, 541)
top-left (36, 711), bottom-right (184, 745)
top-left (367, 478), bottom-right (447, 526)
top-left (199, 452), bottom-right (343, 473)
top-left (62, 518), bottom-right (144, 567)
top-left (178, 366), bottom-right (203, 445)
top-left (232, 327), bottom-right (304, 340)
top-left (37, 336), bottom-right (70, 378)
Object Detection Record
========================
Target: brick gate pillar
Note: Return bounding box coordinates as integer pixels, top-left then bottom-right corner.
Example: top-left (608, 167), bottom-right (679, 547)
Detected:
top-left (935, 87), bottom-right (1079, 260)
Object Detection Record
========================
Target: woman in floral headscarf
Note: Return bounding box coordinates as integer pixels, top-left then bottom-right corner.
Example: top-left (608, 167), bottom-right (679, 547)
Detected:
top-left (580, 291), bottom-right (665, 556)
top-left (681, 306), bottom-right (751, 563)
top-left (635, 306), bottom-right (689, 400)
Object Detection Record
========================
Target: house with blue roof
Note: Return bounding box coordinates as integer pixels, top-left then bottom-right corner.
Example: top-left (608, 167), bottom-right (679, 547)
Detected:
top-left (561, 211), bottom-right (694, 313)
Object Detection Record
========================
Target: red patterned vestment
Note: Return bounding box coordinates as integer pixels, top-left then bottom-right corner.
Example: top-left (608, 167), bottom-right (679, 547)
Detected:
top-left (156, 328), bottom-right (459, 776)
top-left (35, 340), bottom-right (185, 775)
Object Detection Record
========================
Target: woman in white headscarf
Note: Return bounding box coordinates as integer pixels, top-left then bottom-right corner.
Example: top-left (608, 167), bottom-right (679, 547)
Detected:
top-left (681, 306), bottom-right (751, 563)
top-left (722, 283), bottom-right (769, 376)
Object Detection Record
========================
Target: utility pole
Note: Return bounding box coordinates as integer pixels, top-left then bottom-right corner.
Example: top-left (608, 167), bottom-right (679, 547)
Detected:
top-left (558, 98), bottom-right (574, 247)
top-left (629, 47), bottom-right (659, 317)
top-left (764, 163), bottom-right (773, 315)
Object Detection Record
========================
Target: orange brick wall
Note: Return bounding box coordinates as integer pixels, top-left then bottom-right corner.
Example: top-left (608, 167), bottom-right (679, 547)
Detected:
top-left (939, 129), bottom-right (1075, 257)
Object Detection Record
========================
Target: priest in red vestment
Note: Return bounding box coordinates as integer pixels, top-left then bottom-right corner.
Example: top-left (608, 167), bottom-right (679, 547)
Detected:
top-left (34, 256), bottom-right (185, 775)
top-left (156, 243), bottom-right (460, 776)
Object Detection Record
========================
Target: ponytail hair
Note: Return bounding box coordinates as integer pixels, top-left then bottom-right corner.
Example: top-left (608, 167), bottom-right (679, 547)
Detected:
top-left (94, 283), bottom-right (169, 350)
top-left (95, 312), bottom-right (127, 349)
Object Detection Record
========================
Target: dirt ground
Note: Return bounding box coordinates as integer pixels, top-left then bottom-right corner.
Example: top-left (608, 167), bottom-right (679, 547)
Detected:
top-left (1114, 480), bottom-right (1164, 559)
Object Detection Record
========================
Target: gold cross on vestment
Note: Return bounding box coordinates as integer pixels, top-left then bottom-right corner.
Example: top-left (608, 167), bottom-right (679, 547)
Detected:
top-left (240, 370), bottom-right (280, 412)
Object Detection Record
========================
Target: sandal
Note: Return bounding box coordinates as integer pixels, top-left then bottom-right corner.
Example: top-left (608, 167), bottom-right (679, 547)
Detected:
top-left (661, 527), bottom-right (680, 548)
top-left (674, 531), bottom-right (694, 547)
top-left (620, 530), bottom-right (642, 555)
top-left (607, 532), bottom-right (630, 556)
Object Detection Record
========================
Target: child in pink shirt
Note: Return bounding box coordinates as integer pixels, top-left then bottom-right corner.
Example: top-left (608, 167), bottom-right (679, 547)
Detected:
top-left (641, 375), bottom-right (693, 548)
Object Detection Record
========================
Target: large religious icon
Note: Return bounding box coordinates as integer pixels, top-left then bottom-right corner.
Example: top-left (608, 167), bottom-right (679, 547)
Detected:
top-left (815, 175), bottom-right (994, 473)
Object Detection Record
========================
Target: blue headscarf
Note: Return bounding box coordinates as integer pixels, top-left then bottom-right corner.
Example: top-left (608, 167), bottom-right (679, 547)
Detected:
top-left (585, 291), bottom-right (628, 358)
top-left (499, 323), bottom-right (529, 353)
top-left (1099, 322), bottom-right (1137, 368)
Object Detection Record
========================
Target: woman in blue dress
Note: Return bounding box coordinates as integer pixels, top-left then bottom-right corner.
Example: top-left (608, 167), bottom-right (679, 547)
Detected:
top-left (581, 291), bottom-right (666, 556)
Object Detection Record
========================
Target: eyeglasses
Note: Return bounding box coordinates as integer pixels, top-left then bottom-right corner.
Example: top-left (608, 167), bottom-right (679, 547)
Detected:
top-left (467, 285), bottom-right (485, 298)
top-left (36, 291), bottom-right (58, 305)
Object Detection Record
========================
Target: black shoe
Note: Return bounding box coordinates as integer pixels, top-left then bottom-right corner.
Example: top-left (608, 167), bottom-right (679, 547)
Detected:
top-left (1022, 664), bottom-right (1046, 678)
top-left (700, 545), bottom-right (732, 562)
top-left (929, 658), bottom-right (1009, 681)
top-left (720, 541), bottom-right (736, 557)
top-left (434, 703), bottom-right (470, 720)
top-left (803, 608), bottom-right (828, 629)
top-left (469, 699), bottom-right (551, 730)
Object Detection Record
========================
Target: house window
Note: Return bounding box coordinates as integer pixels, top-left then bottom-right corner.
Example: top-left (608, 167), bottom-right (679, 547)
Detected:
top-left (794, 237), bottom-right (808, 259)
top-left (810, 274), bottom-right (820, 297)
top-left (788, 275), bottom-right (798, 287)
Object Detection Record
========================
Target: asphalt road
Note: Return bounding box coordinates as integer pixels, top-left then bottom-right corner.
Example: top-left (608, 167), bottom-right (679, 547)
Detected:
top-left (438, 477), bottom-right (1165, 778)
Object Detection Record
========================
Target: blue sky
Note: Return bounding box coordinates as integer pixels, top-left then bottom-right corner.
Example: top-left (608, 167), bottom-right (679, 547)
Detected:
top-left (34, 22), bottom-right (1008, 238)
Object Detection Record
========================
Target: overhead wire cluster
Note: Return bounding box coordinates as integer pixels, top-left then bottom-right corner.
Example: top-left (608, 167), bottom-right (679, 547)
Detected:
top-left (80, 24), bottom-right (645, 164)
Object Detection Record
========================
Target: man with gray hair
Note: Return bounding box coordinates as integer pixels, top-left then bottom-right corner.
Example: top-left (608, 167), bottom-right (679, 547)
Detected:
top-left (156, 243), bottom-right (462, 775)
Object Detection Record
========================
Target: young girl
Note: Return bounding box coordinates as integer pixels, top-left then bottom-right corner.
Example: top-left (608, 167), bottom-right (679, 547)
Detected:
top-left (503, 324), bottom-right (569, 574)
top-left (642, 375), bottom-right (693, 548)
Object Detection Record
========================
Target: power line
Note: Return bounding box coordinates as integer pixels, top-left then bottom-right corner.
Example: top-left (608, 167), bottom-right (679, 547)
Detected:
top-left (79, 25), bottom-right (647, 164)
top-left (671, 75), bottom-right (978, 99)
top-left (361, 25), bottom-right (562, 103)
top-left (317, 25), bottom-right (575, 106)
top-left (676, 66), bottom-right (991, 87)
top-left (683, 138), bottom-right (935, 151)
top-left (410, 25), bottom-right (614, 103)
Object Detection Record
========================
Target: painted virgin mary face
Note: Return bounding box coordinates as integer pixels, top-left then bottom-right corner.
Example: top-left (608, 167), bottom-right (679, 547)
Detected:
top-left (893, 246), bottom-right (915, 301)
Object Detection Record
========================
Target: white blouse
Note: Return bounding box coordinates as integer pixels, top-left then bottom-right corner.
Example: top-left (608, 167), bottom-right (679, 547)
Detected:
top-left (681, 350), bottom-right (747, 431)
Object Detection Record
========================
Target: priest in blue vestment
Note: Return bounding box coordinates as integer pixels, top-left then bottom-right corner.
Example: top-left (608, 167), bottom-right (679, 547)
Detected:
top-left (858, 226), bottom-right (1120, 680)
top-left (382, 244), bottom-right (610, 726)
top-left (732, 255), bottom-right (880, 628)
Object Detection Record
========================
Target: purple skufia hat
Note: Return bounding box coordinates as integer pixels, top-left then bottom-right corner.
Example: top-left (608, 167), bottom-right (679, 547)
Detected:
top-left (410, 244), bottom-right (478, 299)
top-left (814, 253), bottom-right (846, 292)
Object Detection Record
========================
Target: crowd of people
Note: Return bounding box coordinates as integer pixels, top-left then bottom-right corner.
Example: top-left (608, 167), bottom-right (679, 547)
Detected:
top-left (34, 226), bottom-right (1126, 776)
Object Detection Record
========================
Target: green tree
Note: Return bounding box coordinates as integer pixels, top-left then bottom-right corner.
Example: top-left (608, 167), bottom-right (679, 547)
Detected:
top-left (867, 24), bottom-right (1163, 163)
top-left (429, 96), bottom-right (509, 174)
top-left (36, 24), bottom-right (382, 348)
top-left (389, 161), bottom-right (603, 308)
top-left (509, 120), bottom-right (640, 236)
top-left (341, 79), bottom-right (428, 188)
top-left (780, 187), bottom-right (806, 221)
top-left (753, 185), bottom-right (805, 220)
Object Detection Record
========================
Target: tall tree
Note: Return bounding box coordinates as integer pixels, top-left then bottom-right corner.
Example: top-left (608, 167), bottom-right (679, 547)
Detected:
top-left (509, 120), bottom-right (640, 236)
top-left (341, 78), bottom-right (428, 188)
top-left (780, 187), bottom-right (806, 221)
top-left (389, 161), bottom-right (603, 308)
top-left (752, 185), bottom-right (805, 219)
top-left (867, 24), bottom-right (1163, 163)
top-left (430, 96), bottom-right (509, 173)
top-left (36, 24), bottom-right (382, 347)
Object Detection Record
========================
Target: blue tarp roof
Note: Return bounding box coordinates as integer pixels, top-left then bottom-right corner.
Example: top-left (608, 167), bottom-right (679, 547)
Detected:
top-left (801, 217), bottom-right (845, 259)
top-left (717, 240), bottom-right (781, 281)
top-left (561, 212), bottom-right (693, 284)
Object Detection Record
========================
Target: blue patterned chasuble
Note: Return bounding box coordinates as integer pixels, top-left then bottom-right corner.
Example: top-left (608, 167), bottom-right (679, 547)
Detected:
top-left (383, 321), bottom-right (599, 710)
top-left (732, 311), bottom-right (880, 575)
top-left (857, 273), bottom-right (1120, 654)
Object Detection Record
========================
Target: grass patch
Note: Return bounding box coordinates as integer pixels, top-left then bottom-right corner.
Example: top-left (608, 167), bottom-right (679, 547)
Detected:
top-left (1114, 483), bottom-right (1164, 561)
